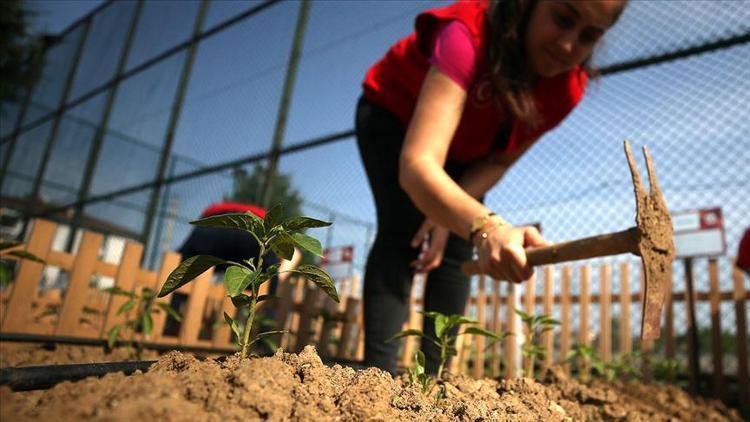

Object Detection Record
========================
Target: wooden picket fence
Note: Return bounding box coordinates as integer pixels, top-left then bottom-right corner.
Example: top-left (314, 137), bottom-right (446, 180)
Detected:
top-left (0, 219), bottom-right (364, 360)
top-left (398, 259), bottom-right (749, 406)
top-left (1, 219), bottom-right (748, 408)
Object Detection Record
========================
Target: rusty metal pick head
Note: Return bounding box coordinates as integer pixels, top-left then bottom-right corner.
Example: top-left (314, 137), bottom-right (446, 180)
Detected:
top-left (624, 140), bottom-right (676, 340)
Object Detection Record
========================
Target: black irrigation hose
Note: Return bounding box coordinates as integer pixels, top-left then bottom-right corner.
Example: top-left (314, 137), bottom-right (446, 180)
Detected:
top-left (0, 333), bottom-right (370, 391)
top-left (0, 360), bottom-right (157, 391)
top-left (0, 332), bottom-right (236, 355)
top-left (1, 355), bottom-right (370, 392)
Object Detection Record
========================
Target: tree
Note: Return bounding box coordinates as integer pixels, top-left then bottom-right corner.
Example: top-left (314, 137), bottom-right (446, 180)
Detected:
top-left (226, 164), bottom-right (302, 219)
top-left (0, 0), bottom-right (45, 103)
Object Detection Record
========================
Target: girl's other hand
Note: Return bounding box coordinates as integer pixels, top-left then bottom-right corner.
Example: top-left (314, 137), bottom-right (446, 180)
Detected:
top-left (475, 225), bottom-right (549, 283)
top-left (410, 219), bottom-right (449, 273)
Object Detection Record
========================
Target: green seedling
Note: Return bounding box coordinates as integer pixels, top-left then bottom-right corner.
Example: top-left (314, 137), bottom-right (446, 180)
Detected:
top-left (104, 286), bottom-right (181, 360)
top-left (516, 309), bottom-right (559, 378)
top-left (390, 311), bottom-right (504, 381)
top-left (567, 347), bottom-right (643, 382)
top-left (158, 205), bottom-right (338, 359)
top-left (565, 343), bottom-right (599, 383)
top-left (406, 350), bottom-right (434, 395)
top-left (0, 239), bottom-right (45, 288)
top-left (653, 357), bottom-right (684, 383)
top-left (607, 351), bottom-right (642, 381)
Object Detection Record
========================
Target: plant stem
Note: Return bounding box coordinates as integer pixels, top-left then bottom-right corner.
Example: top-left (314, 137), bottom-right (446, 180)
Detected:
top-left (527, 355), bottom-right (535, 378)
top-left (240, 295), bottom-right (258, 358)
top-left (437, 339), bottom-right (447, 380)
top-left (128, 297), bottom-right (140, 360)
top-left (240, 248), bottom-right (263, 358)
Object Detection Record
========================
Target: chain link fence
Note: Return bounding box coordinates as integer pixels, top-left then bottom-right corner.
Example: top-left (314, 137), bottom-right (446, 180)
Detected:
top-left (1, 0), bottom-right (748, 379)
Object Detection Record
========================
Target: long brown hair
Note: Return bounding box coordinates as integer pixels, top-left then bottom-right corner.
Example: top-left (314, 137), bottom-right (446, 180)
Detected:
top-left (486, 0), bottom-right (625, 127)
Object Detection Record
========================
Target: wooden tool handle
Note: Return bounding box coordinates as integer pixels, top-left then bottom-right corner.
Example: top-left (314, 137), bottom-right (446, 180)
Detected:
top-left (461, 227), bottom-right (639, 276)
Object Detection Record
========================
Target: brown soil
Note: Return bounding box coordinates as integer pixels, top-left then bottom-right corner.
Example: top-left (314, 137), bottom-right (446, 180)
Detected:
top-left (1, 346), bottom-right (741, 421)
top-left (0, 342), bottom-right (160, 368)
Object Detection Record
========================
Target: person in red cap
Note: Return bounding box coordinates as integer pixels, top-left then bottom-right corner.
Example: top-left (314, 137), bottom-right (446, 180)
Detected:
top-left (178, 201), bottom-right (269, 267)
top-left (356, 0), bottom-right (628, 375)
top-left (169, 201), bottom-right (300, 346)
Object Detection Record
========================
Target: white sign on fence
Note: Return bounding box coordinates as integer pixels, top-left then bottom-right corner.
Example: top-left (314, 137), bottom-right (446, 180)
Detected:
top-left (672, 207), bottom-right (725, 258)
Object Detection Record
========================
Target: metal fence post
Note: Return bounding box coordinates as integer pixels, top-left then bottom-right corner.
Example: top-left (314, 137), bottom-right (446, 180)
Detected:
top-left (66, 0), bottom-right (144, 251)
top-left (28, 20), bottom-right (92, 203)
top-left (260, 0), bottom-right (311, 209)
top-left (0, 19), bottom-right (90, 196)
top-left (140, 0), bottom-right (210, 265)
top-left (0, 87), bottom-right (33, 190)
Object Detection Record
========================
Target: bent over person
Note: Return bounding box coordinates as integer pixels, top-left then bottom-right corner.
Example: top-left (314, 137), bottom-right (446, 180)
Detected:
top-left (356, 0), bottom-right (628, 375)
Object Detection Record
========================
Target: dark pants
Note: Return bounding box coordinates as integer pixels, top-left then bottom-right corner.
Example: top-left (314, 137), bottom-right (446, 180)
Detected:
top-left (355, 95), bottom-right (475, 375)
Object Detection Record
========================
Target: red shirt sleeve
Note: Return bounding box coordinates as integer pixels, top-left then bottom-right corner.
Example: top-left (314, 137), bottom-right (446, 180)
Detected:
top-left (428, 20), bottom-right (477, 91)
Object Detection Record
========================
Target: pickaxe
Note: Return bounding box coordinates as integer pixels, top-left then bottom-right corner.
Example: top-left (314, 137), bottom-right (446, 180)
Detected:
top-left (462, 140), bottom-right (675, 339)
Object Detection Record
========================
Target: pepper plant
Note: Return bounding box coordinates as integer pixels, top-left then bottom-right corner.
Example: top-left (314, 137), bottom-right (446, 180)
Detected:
top-left (157, 205), bottom-right (338, 358)
top-left (607, 351), bottom-right (642, 381)
top-left (104, 286), bottom-right (181, 360)
top-left (406, 350), bottom-right (433, 394)
top-left (390, 311), bottom-right (504, 381)
top-left (653, 357), bottom-right (684, 383)
top-left (0, 240), bottom-right (45, 288)
top-left (565, 343), bottom-right (603, 383)
top-left (516, 309), bottom-right (560, 378)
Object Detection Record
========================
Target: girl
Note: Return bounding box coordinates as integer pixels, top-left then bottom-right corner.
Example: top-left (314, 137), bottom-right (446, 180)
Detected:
top-left (356, 0), bottom-right (628, 375)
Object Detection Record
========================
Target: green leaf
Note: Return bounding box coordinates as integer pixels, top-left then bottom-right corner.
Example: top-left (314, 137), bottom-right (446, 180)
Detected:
top-left (269, 232), bottom-right (295, 260)
top-left (116, 299), bottom-right (136, 315)
top-left (248, 330), bottom-right (288, 349)
top-left (564, 350), bottom-right (577, 361)
top-left (260, 336), bottom-right (279, 353)
top-left (224, 265), bottom-right (256, 297)
top-left (414, 350), bottom-right (426, 374)
top-left (103, 286), bottom-right (136, 298)
top-left (447, 315), bottom-right (476, 329)
top-left (387, 329), bottom-right (423, 342)
top-left (256, 330), bottom-right (287, 338)
top-left (264, 204), bottom-right (283, 231)
top-left (158, 255), bottom-right (226, 297)
top-left (107, 325), bottom-right (122, 348)
top-left (190, 212), bottom-right (264, 238)
top-left (224, 312), bottom-right (241, 340)
top-left (283, 216), bottom-right (331, 231)
top-left (257, 294), bottom-right (275, 303)
top-left (0, 240), bottom-right (21, 251)
top-left (264, 263), bottom-right (280, 278)
top-left (142, 312), bottom-right (153, 336)
top-left (291, 232), bottom-right (323, 257)
top-left (293, 265), bottom-right (338, 302)
top-left (141, 287), bottom-right (155, 300)
top-left (0, 263), bottom-right (14, 288)
top-left (463, 326), bottom-right (504, 341)
top-left (157, 303), bottom-right (181, 322)
top-left (515, 308), bottom-right (532, 322)
top-left (231, 293), bottom-right (252, 307)
top-left (421, 311), bottom-right (441, 320)
top-left (7, 250), bottom-right (45, 264)
top-left (435, 314), bottom-right (448, 338)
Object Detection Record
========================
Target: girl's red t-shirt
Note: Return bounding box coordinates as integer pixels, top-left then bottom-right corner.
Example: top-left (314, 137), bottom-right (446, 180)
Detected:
top-left (362, 0), bottom-right (587, 163)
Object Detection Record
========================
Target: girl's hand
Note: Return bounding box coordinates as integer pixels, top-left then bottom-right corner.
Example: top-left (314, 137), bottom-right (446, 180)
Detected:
top-left (410, 219), bottom-right (449, 273)
top-left (474, 225), bottom-right (549, 283)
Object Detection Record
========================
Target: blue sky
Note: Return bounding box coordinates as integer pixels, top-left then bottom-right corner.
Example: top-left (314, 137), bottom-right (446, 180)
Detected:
top-left (26, 0), bottom-right (104, 34)
top-left (16, 1), bottom-right (750, 292)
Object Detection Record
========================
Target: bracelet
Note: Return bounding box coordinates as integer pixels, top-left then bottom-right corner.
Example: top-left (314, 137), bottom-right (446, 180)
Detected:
top-left (469, 212), bottom-right (510, 241)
